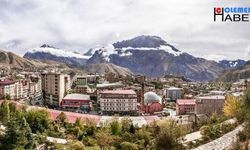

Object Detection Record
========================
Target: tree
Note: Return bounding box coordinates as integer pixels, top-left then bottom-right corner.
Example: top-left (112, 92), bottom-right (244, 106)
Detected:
top-left (5, 94), bottom-right (10, 100)
top-left (223, 95), bottom-right (243, 120)
top-left (85, 119), bottom-right (97, 136)
top-left (69, 141), bottom-right (86, 150)
top-left (120, 142), bottom-right (138, 150)
top-left (135, 128), bottom-right (153, 148)
top-left (121, 117), bottom-right (133, 133)
top-left (155, 120), bottom-right (183, 150)
top-left (9, 102), bottom-right (17, 114)
top-left (2, 117), bottom-right (36, 149)
top-left (25, 109), bottom-right (51, 133)
top-left (56, 112), bottom-right (68, 127)
top-left (96, 131), bottom-right (120, 150)
top-left (243, 90), bottom-right (250, 107)
top-left (1, 100), bottom-right (10, 125)
top-left (110, 118), bottom-right (121, 135)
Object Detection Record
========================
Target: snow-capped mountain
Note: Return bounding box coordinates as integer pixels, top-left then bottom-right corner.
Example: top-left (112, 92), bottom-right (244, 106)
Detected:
top-left (24, 44), bottom-right (90, 67)
top-left (219, 59), bottom-right (246, 69)
top-left (23, 36), bottom-right (226, 81)
top-left (87, 35), bottom-right (224, 81)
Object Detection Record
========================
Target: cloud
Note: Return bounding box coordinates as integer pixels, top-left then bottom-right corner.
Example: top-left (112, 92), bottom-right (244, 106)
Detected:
top-left (0, 0), bottom-right (249, 61)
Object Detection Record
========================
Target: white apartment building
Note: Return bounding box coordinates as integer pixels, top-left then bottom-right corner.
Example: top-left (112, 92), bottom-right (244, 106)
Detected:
top-left (0, 80), bottom-right (16, 100)
top-left (41, 72), bottom-right (70, 107)
top-left (99, 90), bottom-right (137, 114)
top-left (29, 76), bottom-right (42, 98)
top-left (15, 80), bottom-right (29, 100)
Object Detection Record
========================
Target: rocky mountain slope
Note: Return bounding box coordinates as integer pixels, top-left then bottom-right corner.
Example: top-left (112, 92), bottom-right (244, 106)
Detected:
top-left (0, 50), bottom-right (47, 70)
top-left (87, 35), bottom-right (224, 81)
top-left (85, 63), bottom-right (133, 76)
top-left (0, 49), bottom-right (131, 77)
top-left (23, 35), bottom-right (236, 81)
top-left (24, 44), bottom-right (90, 67)
top-left (0, 49), bottom-right (84, 74)
top-left (217, 61), bottom-right (250, 82)
top-left (219, 59), bottom-right (246, 69)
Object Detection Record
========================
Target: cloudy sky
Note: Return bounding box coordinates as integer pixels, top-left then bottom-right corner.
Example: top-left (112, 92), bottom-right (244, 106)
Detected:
top-left (0, 0), bottom-right (250, 61)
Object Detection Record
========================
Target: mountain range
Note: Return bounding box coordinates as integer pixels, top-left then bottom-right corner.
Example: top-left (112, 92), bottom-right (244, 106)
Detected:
top-left (218, 59), bottom-right (246, 69)
top-left (217, 61), bottom-right (250, 82)
top-left (20, 35), bottom-right (248, 81)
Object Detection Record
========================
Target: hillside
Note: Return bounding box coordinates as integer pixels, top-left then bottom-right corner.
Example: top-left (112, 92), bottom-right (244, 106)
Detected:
top-left (217, 62), bottom-right (250, 82)
top-left (84, 63), bottom-right (133, 76)
top-left (87, 35), bottom-right (224, 81)
top-left (0, 50), bottom-right (81, 73)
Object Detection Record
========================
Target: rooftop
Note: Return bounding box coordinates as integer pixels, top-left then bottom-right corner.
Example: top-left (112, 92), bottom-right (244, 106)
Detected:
top-left (176, 99), bottom-right (195, 105)
top-left (100, 89), bottom-right (136, 95)
top-left (97, 82), bottom-right (123, 88)
top-left (168, 87), bottom-right (182, 90)
top-left (63, 93), bottom-right (90, 100)
top-left (0, 79), bottom-right (15, 85)
top-left (197, 95), bottom-right (225, 100)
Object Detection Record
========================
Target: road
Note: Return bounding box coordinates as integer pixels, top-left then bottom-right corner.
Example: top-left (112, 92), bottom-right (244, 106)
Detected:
top-left (192, 125), bottom-right (243, 150)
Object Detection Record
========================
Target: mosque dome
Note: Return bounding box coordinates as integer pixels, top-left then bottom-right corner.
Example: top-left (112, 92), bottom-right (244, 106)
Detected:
top-left (144, 91), bottom-right (161, 104)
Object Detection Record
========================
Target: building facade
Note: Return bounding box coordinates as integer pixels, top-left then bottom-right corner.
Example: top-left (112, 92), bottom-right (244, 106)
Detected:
top-left (0, 79), bottom-right (16, 100)
top-left (176, 99), bottom-right (195, 115)
top-left (41, 73), bottom-right (70, 107)
top-left (143, 91), bottom-right (163, 114)
top-left (61, 93), bottom-right (92, 112)
top-left (100, 90), bottom-right (137, 114)
top-left (167, 87), bottom-right (182, 101)
top-left (195, 95), bottom-right (226, 115)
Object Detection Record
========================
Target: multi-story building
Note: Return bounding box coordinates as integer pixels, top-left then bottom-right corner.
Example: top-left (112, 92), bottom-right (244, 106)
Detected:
top-left (195, 95), bottom-right (226, 115)
top-left (167, 87), bottom-right (182, 101)
top-left (71, 75), bottom-right (90, 94)
top-left (176, 99), bottom-right (195, 115)
top-left (0, 79), bottom-right (16, 100)
top-left (143, 91), bottom-right (163, 114)
top-left (41, 72), bottom-right (70, 107)
top-left (15, 80), bottom-right (27, 100)
top-left (100, 90), bottom-right (137, 114)
top-left (61, 93), bottom-right (92, 112)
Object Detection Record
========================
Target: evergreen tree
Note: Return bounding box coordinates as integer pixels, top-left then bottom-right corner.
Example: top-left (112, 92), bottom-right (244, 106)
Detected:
top-left (3, 116), bottom-right (35, 149)
top-left (1, 100), bottom-right (10, 125)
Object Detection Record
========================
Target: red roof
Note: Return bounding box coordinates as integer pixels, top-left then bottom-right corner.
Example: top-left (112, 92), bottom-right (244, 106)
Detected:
top-left (0, 79), bottom-right (15, 86)
top-left (100, 89), bottom-right (136, 95)
top-left (176, 99), bottom-right (195, 105)
top-left (49, 109), bottom-right (101, 123)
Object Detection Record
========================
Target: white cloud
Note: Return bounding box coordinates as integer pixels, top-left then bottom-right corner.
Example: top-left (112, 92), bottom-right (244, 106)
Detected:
top-left (0, 0), bottom-right (249, 61)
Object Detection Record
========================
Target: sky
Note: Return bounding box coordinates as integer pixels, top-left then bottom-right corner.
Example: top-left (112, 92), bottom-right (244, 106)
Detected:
top-left (0, 0), bottom-right (250, 61)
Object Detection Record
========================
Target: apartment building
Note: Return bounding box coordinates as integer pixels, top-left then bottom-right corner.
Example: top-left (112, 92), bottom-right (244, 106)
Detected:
top-left (0, 79), bottom-right (16, 100)
top-left (195, 95), bottom-right (226, 115)
top-left (176, 99), bottom-right (195, 115)
top-left (41, 72), bottom-right (70, 107)
top-left (99, 90), bottom-right (137, 114)
top-left (167, 87), bottom-right (182, 101)
top-left (61, 93), bottom-right (92, 112)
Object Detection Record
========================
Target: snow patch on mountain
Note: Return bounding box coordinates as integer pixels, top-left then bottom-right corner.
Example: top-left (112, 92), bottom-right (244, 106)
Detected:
top-left (119, 45), bottom-right (182, 56)
top-left (28, 47), bottom-right (91, 59)
top-left (229, 61), bottom-right (238, 67)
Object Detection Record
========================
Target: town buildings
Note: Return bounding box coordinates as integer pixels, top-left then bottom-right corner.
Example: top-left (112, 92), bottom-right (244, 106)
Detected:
top-left (167, 87), bottom-right (182, 101)
top-left (41, 72), bottom-right (70, 107)
top-left (0, 79), bottom-right (15, 99)
top-left (195, 95), bottom-right (226, 115)
top-left (143, 91), bottom-right (163, 114)
top-left (71, 75), bottom-right (98, 94)
top-left (61, 93), bottom-right (92, 112)
top-left (176, 99), bottom-right (195, 115)
top-left (99, 89), bottom-right (137, 114)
